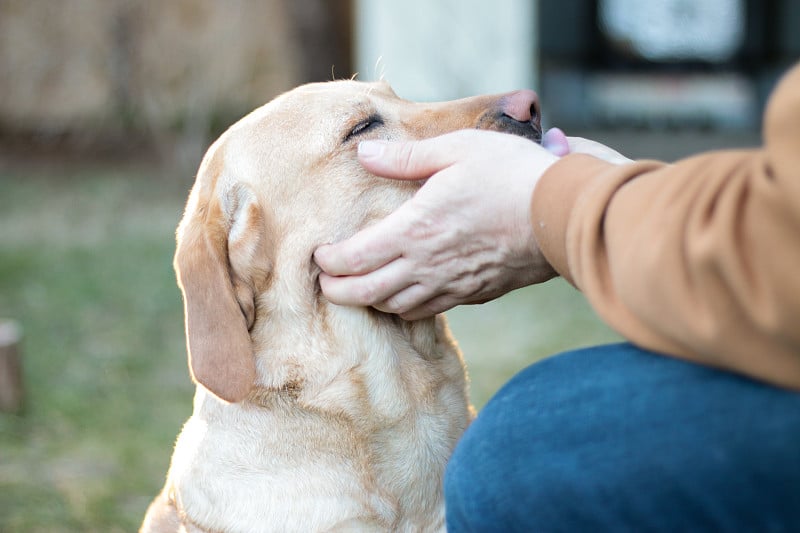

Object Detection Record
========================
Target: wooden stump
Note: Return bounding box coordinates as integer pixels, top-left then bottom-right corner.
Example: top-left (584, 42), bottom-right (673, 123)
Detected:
top-left (0, 320), bottom-right (23, 413)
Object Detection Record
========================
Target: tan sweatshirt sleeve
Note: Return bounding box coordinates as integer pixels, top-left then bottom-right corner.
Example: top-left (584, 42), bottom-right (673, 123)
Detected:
top-left (531, 63), bottom-right (800, 390)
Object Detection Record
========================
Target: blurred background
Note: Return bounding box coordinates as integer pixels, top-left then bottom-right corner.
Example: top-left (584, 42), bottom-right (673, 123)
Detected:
top-left (0, 0), bottom-right (796, 530)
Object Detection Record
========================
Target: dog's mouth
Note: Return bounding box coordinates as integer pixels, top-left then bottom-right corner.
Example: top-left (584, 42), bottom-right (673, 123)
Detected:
top-left (475, 111), bottom-right (543, 144)
top-left (497, 115), bottom-right (543, 143)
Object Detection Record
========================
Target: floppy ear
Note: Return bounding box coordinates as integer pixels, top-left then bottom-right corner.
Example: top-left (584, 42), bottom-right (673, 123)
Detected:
top-left (174, 180), bottom-right (272, 403)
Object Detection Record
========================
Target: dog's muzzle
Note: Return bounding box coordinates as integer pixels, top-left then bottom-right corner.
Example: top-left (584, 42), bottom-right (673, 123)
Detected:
top-left (476, 89), bottom-right (543, 143)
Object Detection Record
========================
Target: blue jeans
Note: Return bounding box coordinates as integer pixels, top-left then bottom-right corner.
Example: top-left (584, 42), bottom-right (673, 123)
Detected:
top-left (445, 343), bottom-right (800, 532)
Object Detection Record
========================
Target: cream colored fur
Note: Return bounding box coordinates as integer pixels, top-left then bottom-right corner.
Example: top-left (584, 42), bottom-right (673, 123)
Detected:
top-left (141, 80), bottom-right (539, 532)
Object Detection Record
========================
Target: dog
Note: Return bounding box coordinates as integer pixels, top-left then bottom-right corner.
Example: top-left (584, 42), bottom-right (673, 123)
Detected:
top-left (141, 80), bottom-right (543, 532)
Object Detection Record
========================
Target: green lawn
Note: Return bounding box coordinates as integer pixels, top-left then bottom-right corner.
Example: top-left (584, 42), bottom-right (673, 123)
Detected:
top-left (0, 159), bottom-right (618, 531)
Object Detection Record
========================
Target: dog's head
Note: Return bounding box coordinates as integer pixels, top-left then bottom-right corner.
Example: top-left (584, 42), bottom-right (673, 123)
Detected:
top-left (174, 80), bottom-right (542, 402)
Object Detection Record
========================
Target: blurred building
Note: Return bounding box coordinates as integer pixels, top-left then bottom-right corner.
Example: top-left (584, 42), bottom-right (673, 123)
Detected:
top-left (539, 0), bottom-right (800, 130)
top-left (354, 0), bottom-right (537, 102)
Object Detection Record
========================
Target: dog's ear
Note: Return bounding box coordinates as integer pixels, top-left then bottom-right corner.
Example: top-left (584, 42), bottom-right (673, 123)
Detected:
top-left (174, 171), bottom-right (272, 403)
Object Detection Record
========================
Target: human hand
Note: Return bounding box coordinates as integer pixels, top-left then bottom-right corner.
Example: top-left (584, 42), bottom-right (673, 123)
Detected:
top-left (314, 129), bottom-right (560, 320)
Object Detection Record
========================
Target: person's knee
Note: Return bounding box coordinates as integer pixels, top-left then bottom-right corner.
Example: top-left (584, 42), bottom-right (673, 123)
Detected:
top-left (444, 360), bottom-right (556, 530)
top-left (444, 343), bottom-right (800, 531)
top-left (444, 397), bottom-right (589, 531)
top-left (444, 413), bottom-right (497, 530)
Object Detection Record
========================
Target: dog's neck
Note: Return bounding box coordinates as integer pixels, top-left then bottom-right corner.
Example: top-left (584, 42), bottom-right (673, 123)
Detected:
top-left (239, 301), bottom-right (445, 419)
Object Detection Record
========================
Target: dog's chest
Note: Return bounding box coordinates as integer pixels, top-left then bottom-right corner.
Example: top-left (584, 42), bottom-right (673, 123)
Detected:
top-left (168, 402), bottom-right (393, 530)
top-left (168, 385), bottom-right (455, 532)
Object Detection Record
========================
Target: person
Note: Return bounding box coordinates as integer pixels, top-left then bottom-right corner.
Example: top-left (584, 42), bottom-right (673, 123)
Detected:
top-left (313, 62), bottom-right (800, 531)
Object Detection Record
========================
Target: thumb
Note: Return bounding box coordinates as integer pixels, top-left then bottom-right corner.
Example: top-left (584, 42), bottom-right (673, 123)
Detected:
top-left (357, 136), bottom-right (462, 180)
top-left (541, 127), bottom-right (570, 156)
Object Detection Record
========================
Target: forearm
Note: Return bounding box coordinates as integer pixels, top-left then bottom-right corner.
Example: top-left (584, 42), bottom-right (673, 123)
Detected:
top-left (531, 149), bottom-right (800, 389)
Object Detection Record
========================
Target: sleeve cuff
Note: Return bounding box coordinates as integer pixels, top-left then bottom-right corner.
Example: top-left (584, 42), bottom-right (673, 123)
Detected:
top-left (531, 154), bottom-right (617, 285)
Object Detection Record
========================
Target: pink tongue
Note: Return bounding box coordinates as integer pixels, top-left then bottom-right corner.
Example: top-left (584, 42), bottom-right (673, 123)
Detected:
top-left (542, 127), bottom-right (569, 156)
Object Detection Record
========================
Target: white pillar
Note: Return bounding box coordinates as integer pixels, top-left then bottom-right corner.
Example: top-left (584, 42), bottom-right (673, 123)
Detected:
top-left (355, 0), bottom-right (539, 101)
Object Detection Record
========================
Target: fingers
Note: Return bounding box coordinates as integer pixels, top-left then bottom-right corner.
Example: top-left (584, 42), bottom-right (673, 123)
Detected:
top-left (542, 127), bottom-right (570, 156)
top-left (357, 131), bottom-right (478, 180)
top-left (394, 292), bottom-right (463, 321)
top-left (316, 133), bottom-right (480, 280)
top-left (373, 283), bottom-right (431, 315)
top-left (318, 258), bottom-right (417, 307)
top-left (314, 213), bottom-right (407, 276)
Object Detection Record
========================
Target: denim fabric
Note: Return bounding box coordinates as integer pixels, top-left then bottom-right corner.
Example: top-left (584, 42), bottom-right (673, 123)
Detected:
top-left (445, 343), bottom-right (800, 532)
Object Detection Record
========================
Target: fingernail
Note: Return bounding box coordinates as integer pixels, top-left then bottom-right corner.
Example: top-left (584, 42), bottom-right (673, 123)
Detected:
top-left (358, 140), bottom-right (385, 159)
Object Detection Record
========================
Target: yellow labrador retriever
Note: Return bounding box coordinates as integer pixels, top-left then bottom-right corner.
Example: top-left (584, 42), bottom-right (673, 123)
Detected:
top-left (141, 80), bottom-right (542, 532)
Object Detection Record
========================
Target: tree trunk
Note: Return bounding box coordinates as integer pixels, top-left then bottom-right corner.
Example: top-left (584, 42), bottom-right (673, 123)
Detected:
top-left (0, 320), bottom-right (24, 413)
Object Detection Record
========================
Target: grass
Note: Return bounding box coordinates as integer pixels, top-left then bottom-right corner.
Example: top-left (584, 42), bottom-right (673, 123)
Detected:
top-left (0, 157), bottom-right (618, 531)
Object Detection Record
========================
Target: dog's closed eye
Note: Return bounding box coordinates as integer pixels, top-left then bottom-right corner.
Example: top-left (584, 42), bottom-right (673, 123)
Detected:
top-left (344, 114), bottom-right (384, 143)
